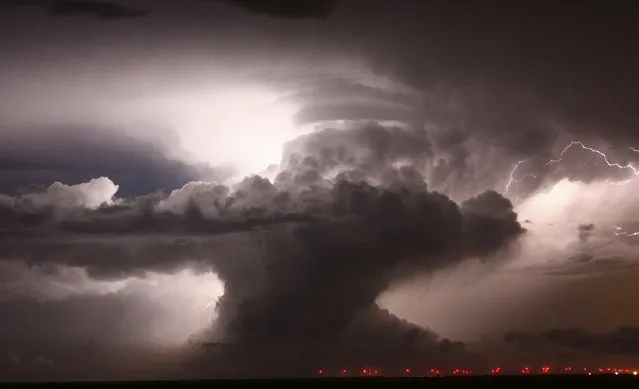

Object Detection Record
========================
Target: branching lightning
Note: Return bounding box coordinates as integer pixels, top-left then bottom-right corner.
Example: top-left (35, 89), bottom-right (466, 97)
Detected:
top-left (504, 160), bottom-right (537, 195)
top-left (506, 141), bottom-right (639, 194)
top-left (505, 141), bottom-right (639, 238)
top-left (544, 141), bottom-right (639, 174)
top-left (504, 160), bottom-right (525, 194)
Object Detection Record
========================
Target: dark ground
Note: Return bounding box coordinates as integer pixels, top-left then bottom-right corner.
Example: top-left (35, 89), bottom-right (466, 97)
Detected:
top-left (1, 376), bottom-right (638, 388)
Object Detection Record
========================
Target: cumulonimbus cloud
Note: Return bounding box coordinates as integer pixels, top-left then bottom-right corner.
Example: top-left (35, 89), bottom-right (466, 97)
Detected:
top-left (0, 121), bottom-right (524, 376)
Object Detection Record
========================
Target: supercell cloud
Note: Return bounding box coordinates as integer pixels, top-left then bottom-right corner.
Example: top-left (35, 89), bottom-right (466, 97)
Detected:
top-left (0, 122), bottom-right (524, 377)
top-left (1, 0), bottom-right (639, 381)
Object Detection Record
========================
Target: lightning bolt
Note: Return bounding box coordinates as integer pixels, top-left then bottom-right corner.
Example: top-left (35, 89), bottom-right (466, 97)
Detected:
top-left (504, 160), bottom-right (525, 194)
top-left (504, 160), bottom-right (537, 195)
top-left (544, 141), bottom-right (639, 175)
top-left (505, 141), bottom-right (639, 238)
top-left (506, 141), bottom-right (639, 195)
top-left (613, 225), bottom-right (639, 237)
top-left (201, 296), bottom-right (219, 325)
top-left (545, 142), bottom-right (639, 238)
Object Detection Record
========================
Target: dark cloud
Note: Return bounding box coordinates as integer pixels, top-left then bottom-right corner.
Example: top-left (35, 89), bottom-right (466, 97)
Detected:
top-left (505, 327), bottom-right (639, 356)
top-left (578, 223), bottom-right (595, 243)
top-left (222, 0), bottom-right (338, 19)
top-left (285, 1), bottom-right (638, 186)
top-left (206, 181), bottom-right (520, 349)
top-left (188, 306), bottom-right (476, 379)
top-left (0, 0), bottom-right (147, 19)
top-left (0, 169), bottom-right (522, 279)
top-left (0, 122), bottom-right (524, 376)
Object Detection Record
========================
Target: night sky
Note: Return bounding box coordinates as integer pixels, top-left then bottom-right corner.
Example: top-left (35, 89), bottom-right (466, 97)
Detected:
top-left (1, 0), bottom-right (639, 381)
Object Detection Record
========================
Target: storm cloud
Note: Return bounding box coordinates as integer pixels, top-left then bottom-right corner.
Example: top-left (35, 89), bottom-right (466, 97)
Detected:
top-left (2, 0), bottom-right (639, 381)
top-left (0, 122), bottom-right (524, 376)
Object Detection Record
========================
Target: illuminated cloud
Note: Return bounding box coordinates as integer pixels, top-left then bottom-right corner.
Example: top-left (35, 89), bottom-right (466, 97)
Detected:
top-left (0, 121), bottom-right (526, 377)
top-left (1, 0), bottom-right (639, 381)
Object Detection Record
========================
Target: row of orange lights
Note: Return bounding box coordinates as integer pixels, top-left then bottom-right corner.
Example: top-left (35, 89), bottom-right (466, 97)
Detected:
top-left (317, 366), bottom-right (639, 377)
top-left (317, 367), bottom-right (469, 377)
top-left (597, 367), bottom-right (636, 375)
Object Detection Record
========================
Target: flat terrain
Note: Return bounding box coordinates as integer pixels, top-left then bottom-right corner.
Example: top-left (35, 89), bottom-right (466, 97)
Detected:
top-left (2, 375), bottom-right (638, 388)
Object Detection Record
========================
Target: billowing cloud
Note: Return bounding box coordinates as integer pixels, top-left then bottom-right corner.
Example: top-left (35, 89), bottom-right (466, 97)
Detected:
top-left (0, 122), bottom-right (525, 377)
top-left (379, 173), bottom-right (639, 348)
top-left (2, 0), bottom-right (639, 380)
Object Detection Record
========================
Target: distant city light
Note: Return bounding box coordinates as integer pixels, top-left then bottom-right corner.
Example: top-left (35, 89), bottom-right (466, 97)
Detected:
top-left (319, 363), bottom-right (639, 377)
